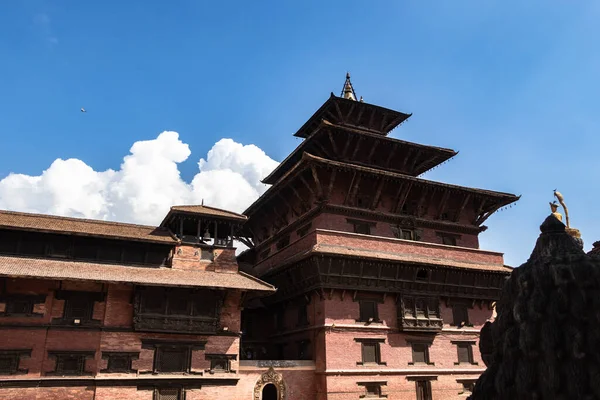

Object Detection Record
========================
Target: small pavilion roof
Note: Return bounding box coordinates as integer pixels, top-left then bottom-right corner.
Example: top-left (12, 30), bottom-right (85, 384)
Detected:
top-left (160, 205), bottom-right (247, 226)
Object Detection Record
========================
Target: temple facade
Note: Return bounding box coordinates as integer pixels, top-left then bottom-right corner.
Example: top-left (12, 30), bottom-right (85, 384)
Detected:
top-left (237, 75), bottom-right (519, 400)
top-left (0, 75), bottom-right (518, 400)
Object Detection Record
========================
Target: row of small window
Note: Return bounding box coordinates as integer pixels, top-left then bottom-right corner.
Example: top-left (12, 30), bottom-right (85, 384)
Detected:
top-left (360, 379), bottom-right (476, 399)
top-left (0, 347), bottom-right (235, 375)
top-left (358, 300), bottom-right (471, 327)
top-left (351, 220), bottom-right (459, 246)
top-left (356, 339), bottom-right (478, 366)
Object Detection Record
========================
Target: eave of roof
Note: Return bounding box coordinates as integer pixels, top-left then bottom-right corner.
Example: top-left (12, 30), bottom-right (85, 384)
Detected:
top-left (262, 120), bottom-right (458, 185)
top-left (0, 210), bottom-right (176, 244)
top-left (244, 151), bottom-right (520, 217)
top-left (0, 255), bottom-right (276, 292)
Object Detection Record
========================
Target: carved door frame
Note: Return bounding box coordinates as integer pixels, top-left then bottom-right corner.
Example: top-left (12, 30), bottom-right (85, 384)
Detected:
top-left (253, 367), bottom-right (286, 400)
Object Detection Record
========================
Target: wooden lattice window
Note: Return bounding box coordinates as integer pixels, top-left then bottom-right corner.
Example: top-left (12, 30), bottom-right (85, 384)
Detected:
top-left (353, 222), bottom-right (371, 235)
top-left (0, 350), bottom-right (31, 375)
top-left (358, 301), bottom-right (379, 323)
top-left (101, 352), bottom-right (139, 373)
top-left (356, 339), bottom-right (385, 366)
top-left (452, 305), bottom-right (470, 327)
top-left (48, 351), bottom-right (94, 376)
top-left (1, 294), bottom-right (46, 317)
top-left (156, 347), bottom-right (190, 373)
top-left (154, 388), bottom-right (183, 400)
top-left (276, 236), bottom-right (290, 250)
top-left (296, 223), bottom-right (312, 238)
top-left (409, 342), bottom-right (433, 365)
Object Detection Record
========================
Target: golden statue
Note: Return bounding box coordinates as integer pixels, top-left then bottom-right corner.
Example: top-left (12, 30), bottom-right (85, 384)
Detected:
top-left (552, 189), bottom-right (582, 242)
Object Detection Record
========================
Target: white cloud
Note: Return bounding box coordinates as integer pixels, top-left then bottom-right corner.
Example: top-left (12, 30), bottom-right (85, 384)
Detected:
top-left (0, 132), bottom-right (278, 226)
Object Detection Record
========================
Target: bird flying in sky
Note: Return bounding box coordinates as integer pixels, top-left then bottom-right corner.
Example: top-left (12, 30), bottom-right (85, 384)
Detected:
top-left (80, 108), bottom-right (86, 113)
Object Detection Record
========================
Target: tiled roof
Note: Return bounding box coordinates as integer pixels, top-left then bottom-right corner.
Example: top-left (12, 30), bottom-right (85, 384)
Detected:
top-left (311, 243), bottom-right (512, 273)
top-left (166, 205), bottom-right (247, 221)
top-left (0, 255), bottom-right (276, 292)
top-left (0, 210), bottom-right (175, 244)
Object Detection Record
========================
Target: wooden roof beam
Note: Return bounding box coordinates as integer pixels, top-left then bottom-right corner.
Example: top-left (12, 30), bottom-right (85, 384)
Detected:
top-left (409, 149), bottom-right (424, 174)
top-left (384, 143), bottom-right (398, 168)
top-left (277, 192), bottom-right (300, 217)
top-left (350, 136), bottom-right (364, 160)
top-left (371, 178), bottom-right (386, 210)
top-left (379, 113), bottom-right (388, 132)
top-left (327, 131), bottom-right (339, 155)
top-left (299, 174), bottom-right (316, 200)
top-left (383, 114), bottom-right (406, 132)
top-left (394, 182), bottom-right (413, 214)
top-left (366, 140), bottom-right (379, 164)
top-left (368, 107), bottom-right (377, 129)
top-left (310, 165), bottom-right (324, 200)
top-left (341, 135), bottom-right (353, 159)
top-left (436, 190), bottom-right (450, 220)
top-left (355, 105), bottom-right (365, 126)
top-left (344, 171), bottom-right (358, 205)
top-left (326, 169), bottom-right (337, 199)
top-left (401, 148), bottom-right (415, 171)
top-left (347, 173), bottom-right (363, 206)
top-left (334, 100), bottom-right (345, 123)
top-left (454, 193), bottom-right (471, 223)
top-left (290, 185), bottom-right (309, 212)
top-left (345, 102), bottom-right (356, 121)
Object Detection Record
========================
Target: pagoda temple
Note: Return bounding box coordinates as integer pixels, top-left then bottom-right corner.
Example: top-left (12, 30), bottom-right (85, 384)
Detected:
top-left (238, 74), bottom-right (520, 400)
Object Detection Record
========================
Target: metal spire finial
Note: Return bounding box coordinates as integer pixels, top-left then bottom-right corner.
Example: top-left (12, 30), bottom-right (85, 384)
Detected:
top-left (341, 72), bottom-right (357, 101)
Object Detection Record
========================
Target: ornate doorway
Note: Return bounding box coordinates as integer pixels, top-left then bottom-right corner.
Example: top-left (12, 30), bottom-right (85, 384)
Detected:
top-left (253, 367), bottom-right (286, 400)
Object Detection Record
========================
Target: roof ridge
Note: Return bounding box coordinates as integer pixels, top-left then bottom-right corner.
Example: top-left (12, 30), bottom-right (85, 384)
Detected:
top-left (171, 204), bottom-right (245, 217)
top-left (0, 209), bottom-right (164, 230)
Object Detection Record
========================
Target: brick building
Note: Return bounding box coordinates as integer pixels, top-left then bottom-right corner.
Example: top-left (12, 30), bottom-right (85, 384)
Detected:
top-left (0, 206), bottom-right (276, 400)
top-left (0, 75), bottom-right (518, 400)
top-left (237, 75), bottom-right (519, 400)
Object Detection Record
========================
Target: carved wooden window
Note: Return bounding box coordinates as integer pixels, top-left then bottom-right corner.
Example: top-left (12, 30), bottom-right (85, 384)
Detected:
top-left (205, 354), bottom-right (236, 373)
top-left (409, 343), bottom-right (433, 365)
top-left (297, 340), bottom-right (310, 360)
top-left (358, 381), bottom-right (386, 398)
top-left (46, 236), bottom-right (72, 258)
top-left (134, 288), bottom-right (222, 334)
top-left (416, 269), bottom-right (428, 281)
top-left (276, 236), bottom-right (290, 250)
top-left (296, 223), bottom-right (312, 238)
top-left (453, 341), bottom-right (477, 365)
top-left (356, 339), bottom-right (385, 365)
top-left (416, 380), bottom-right (432, 400)
top-left (358, 301), bottom-right (379, 323)
top-left (154, 388), bottom-right (183, 400)
top-left (452, 305), bottom-right (470, 327)
top-left (48, 351), bottom-right (94, 375)
top-left (438, 233), bottom-right (457, 246)
top-left (0, 294), bottom-right (46, 317)
top-left (0, 350), bottom-right (31, 375)
top-left (353, 222), bottom-right (371, 235)
top-left (101, 352), bottom-right (139, 373)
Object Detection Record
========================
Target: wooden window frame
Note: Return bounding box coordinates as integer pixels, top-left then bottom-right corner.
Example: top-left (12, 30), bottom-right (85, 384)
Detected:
top-left (355, 338), bottom-right (386, 366)
top-left (452, 341), bottom-right (478, 365)
top-left (52, 290), bottom-right (103, 326)
top-left (141, 340), bottom-right (205, 375)
top-left (0, 294), bottom-right (46, 317)
top-left (297, 340), bottom-right (311, 360)
top-left (297, 301), bottom-right (309, 327)
top-left (347, 219), bottom-right (376, 236)
top-left (275, 235), bottom-right (290, 250)
top-left (0, 350), bottom-right (31, 375)
top-left (357, 300), bottom-right (380, 323)
top-left (407, 341), bottom-right (434, 366)
top-left (357, 381), bottom-right (387, 398)
top-left (153, 387), bottom-right (185, 400)
top-left (47, 350), bottom-right (95, 376)
top-left (205, 354), bottom-right (237, 374)
top-left (296, 223), bottom-right (312, 238)
top-left (452, 304), bottom-right (472, 327)
top-left (100, 352), bottom-right (139, 373)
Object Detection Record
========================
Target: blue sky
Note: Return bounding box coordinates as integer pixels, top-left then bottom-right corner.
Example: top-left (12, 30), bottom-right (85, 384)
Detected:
top-left (1, 1), bottom-right (598, 267)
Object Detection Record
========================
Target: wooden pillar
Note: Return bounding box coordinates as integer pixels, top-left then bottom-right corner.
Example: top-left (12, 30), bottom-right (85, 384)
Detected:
top-left (197, 219), bottom-right (202, 243)
top-left (178, 217), bottom-right (183, 239)
top-left (230, 224), bottom-right (234, 247)
top-left (214, 221), bottom-right (218, 246)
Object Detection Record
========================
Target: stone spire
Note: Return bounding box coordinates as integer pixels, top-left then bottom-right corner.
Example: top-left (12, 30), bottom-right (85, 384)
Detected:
top-left (470, 214), bottom-right (600, 399)
top-left (341, 72), bottom-right (357, 101)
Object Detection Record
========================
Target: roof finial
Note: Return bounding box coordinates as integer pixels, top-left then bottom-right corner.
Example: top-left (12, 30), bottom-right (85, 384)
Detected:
top-left (341, 72), bottom-right (357, 101)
